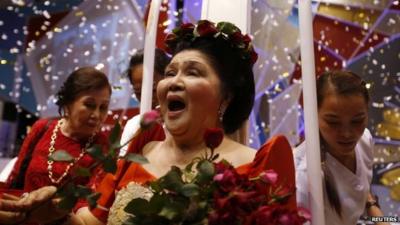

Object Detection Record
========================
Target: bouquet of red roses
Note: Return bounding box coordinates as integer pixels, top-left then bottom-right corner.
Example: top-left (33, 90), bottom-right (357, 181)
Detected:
top-left (123, 128), bottom-right (310, 225)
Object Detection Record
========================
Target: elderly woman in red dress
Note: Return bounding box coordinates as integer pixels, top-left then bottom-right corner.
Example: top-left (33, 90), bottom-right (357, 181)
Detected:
top-left (0, 67), bottom-right (111, 224)
top-left (16, 20), bottom-right (296, 225)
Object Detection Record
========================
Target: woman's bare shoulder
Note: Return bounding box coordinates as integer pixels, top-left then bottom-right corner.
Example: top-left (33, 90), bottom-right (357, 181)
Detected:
top-left (219, 138), bottom-right (256, 166)
top-left (142, 141), bottom-right (163, 157)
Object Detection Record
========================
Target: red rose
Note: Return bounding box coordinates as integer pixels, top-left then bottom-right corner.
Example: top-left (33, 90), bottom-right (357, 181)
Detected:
top-left (214, 161), bottom-right (233, 173)
top-left (203, 128), bottom-right (224, 149)
top-left (164, 33), bottom-right (177, 53)
top-left (208, 211), bottom-right (237, 225)
top-left (196, 20), bottom-right (218, 37)
top-left (165, 33), bottom-right (177, 44)
top-left (243, 34), bottom-right (251, 46)
top-left (213, 169), bottom-right (238, 192)
top-left (259, 169), bottom-right (278, 184)
top-left (140, 110), bottom-right (160, 129)
top-left (230, 31), bottom-right (244, 45)
top-left (232, 190), bottom-right (259, 205)
top-left (250, 47), bottom-right (258, 64)
top-left (180, 22), bottom-right (195, 34)
top-left (249, 205), bottom-right (274, 224)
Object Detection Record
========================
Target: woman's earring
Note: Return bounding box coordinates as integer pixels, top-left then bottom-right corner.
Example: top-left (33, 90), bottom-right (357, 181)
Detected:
top-left (64, 109), bottom-right (69, 118)
top-left (218, 106), bottom-right (226, 123)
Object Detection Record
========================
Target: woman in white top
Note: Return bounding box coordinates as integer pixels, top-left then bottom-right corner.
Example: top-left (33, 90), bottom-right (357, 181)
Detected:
top-left (295, 70), bottom-right (382, 225)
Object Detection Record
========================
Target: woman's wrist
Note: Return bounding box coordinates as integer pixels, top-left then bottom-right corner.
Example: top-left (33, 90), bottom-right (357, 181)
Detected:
top-left (366, 194), bottom-right (380, 210)
top-left (366, 200), bottom-right (380, 209)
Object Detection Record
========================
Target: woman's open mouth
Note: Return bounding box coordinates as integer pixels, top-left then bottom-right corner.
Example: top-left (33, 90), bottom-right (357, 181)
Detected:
top-left (167, 96), bottom-right (186, 118)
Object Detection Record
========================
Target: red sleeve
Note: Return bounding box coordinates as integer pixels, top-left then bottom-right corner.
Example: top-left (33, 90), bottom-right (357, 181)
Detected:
top-left (5, 119), bottom-right (49, 188)
top-left (126, 123), bottom-right (165, 154)
top-left (237, 135), bottom-right (297, 210)
top-left (89, 124), bottom-right (165, 223)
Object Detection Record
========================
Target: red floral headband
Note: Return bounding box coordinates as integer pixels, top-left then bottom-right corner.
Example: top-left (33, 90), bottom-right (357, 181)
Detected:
top-left (165, 20), bottom-right (258, 65)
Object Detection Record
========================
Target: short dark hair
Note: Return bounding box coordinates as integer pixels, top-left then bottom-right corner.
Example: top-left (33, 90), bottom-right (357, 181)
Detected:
top-left (171, 37), bottom-right (255, 134)
top-left (126, 48), bottom-right (170, 85)
top-left (55, 67), bottom-right (111, 116)
top-left (317, 70), bottom-right (369, 108)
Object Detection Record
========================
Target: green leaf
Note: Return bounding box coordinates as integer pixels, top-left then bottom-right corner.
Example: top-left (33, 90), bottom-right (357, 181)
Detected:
top-left (109, 121), bottom-right (121, 145)
top-left (158, 201), bottom-right (185, 220)
top-left (124, 153), bottom-right (149, 164)
top-left (196, 160), bottom-right (215, 183)
top-left (216, 21), bottom-right (240, 35)
top-left (122, 219), bottom-right (135, 225)
top-left (148, 194), bottom-right (168, 213)
top-left (103, 156), bottom-right (117, 173)
top-left (58, 196), bottom-right (78, 210)
top-left (124, 198), bottom-right (150, 216)
top-left (56, 182), bottom-right (75, 197)
top-left (180, 183), bottom-right (200, 197)
top-left (160, 166), bottom-right (183, 191)
top-left (198, 160), bottom-right (215, 175)
top-left (48, 150), bottom-right (74, 162)
top-left (75, 185), bottom-right (92, 198)
top-left (74, 167), bottom-right (92, 177)
top-left (184, 162), bottom-right (195, 173)
top-left (111, 142), bottom-right (122, 150)
top-left (86, 192), bottom-right (101, 209)
top-left (126, 194), bottom-right (168, 217)
top-left (86, 145), bottom-right (105, 160)
top-left (149, 181), bottom-right (162, 193)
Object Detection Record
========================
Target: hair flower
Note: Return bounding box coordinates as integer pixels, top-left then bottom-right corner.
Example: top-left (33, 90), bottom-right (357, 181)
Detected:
top-left (230, 31), bottom-right (244, 46)
top-left (164, 20), bottom-right (258, 65)
top-left (195, 20), bottom-right (219, 37)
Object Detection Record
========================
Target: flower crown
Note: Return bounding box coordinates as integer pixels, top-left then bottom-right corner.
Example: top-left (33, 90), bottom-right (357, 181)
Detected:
top-left (165, 20), bottom-right (258, 65)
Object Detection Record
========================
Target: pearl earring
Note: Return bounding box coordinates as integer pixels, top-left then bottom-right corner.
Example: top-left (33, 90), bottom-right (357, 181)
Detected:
top-left (218, 106), bottom-right (226, 123)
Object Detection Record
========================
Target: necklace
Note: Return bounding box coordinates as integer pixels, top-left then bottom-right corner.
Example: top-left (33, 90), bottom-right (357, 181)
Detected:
top-left (47, 119), bottom-right (95, 184)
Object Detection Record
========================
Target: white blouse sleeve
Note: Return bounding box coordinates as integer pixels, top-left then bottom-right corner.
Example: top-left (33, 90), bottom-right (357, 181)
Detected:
top-left (119, 115), bottom-right (141, 157)
top-left (294, 142), bottom-right (310, 209)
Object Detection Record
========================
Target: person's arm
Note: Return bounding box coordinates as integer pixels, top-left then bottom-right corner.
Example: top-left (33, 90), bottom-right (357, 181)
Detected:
top-left (13, 187), bottom-right (103, 225)
top-left (0, 186), bottom-right (57, 224)
top-left (5, 119), bottom-right (48, 187)
top-left (366, 192), bottom-right (390, 225)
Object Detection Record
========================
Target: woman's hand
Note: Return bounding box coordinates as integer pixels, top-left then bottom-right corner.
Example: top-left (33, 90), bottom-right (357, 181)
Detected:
top-left (17, 186), bottom-right (70, 224)
top-left (0, 196), bottom-right (27, 224)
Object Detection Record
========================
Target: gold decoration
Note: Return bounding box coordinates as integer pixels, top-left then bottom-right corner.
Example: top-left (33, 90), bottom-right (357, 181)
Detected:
top-left (317, 3), bottom-right (380, 28)
top-left (47, 119), bottom-right (95, 184)
top-left (375, 108), bottom-right (400, 139)
top-left (390, 183), bottom-right (400, 201)
top-left (380, 168), bottom-right (400, 201)
top-left (107, 182), bottom-right (153, 225)
top-left (383, 108), bottom-right (400, 126)
top-left (376, 122), bottom-right (400, 140)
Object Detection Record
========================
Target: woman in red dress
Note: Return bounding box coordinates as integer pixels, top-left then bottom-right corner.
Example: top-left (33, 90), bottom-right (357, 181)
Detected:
top-left (18, 20), bottom-right (296, 225)
top-left (4, 67), bottom-right (111, 193)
